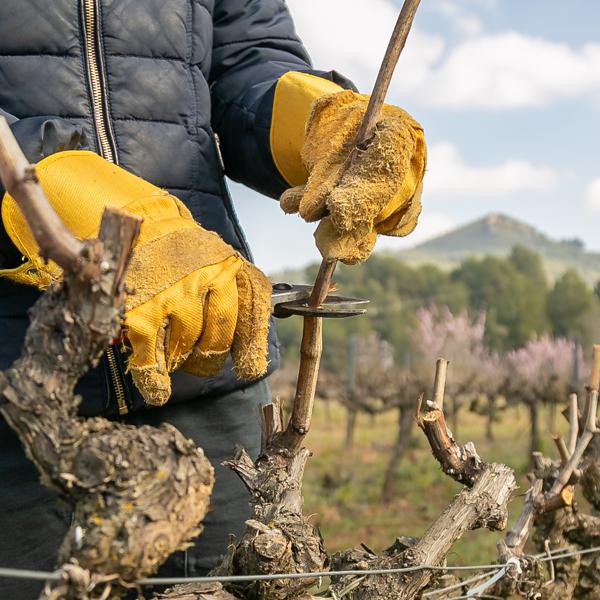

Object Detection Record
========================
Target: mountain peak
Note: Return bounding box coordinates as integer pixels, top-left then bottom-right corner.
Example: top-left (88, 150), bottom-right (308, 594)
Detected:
top-left (397, 213), bottom-right (598, 284)
top-left (413, 212), bottom-right (548, 255)
top-left (480, 212), bottom-right (544, 235)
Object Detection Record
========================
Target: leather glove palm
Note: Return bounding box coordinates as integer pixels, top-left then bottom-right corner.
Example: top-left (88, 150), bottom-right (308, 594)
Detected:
top-left (0, 151), bottom-right (271, 405)
top-left (279, 89), bottom-right (426, 264)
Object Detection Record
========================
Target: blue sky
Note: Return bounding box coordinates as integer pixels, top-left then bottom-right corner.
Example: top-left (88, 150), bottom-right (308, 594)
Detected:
top-left (231, 0), bottom-right (600, 273)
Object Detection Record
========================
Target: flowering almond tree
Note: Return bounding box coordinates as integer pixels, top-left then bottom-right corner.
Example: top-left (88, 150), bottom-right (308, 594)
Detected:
top-left (411, 305), bottom-right (496, 436)
top-left (504, 336), bottom-right (585, 459)
top-left (382, 305), bottom-right (500, 501)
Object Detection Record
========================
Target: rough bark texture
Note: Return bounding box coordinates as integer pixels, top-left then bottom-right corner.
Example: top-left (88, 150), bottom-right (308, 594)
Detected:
top-left (163, 398), bottom-right (327, 600)
top-left (497, 503), bottom-right (600, 599)
top-left (153, 583), bottom-right (323, 600)
top-left (417, 407), bottom-right (483, 486)
top-left (0, 212), bottom-right (214, 599)
top-left (494, 542), bottom-right (545, 600)
top-left (534, 509), bottom-right (584, 600)
top-left (582, 442), bottom-right (600, 509)
top-left (330, 463), bottom-right (515, 600)
top-left (214, 441), bottom-right (326, 600)
top-left (154, 583), bottom-right (238, 600)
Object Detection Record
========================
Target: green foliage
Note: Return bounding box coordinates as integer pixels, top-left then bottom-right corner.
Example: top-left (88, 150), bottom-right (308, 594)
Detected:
top-left (509, 245), bottom-right (548, 291)
top-left (452, 252), bottom-right (549, 350)
top-left (547, 269), bottom-right (596, 343)
top-left (335, 255), bottom-right (469, 312)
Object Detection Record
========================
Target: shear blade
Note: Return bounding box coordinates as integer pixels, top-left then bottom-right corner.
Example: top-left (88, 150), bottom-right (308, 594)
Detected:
top-left (274, 295), bottom-right (369, 319)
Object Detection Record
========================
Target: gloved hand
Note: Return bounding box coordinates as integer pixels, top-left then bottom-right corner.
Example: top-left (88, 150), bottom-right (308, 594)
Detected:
top-left (0, 151), bottom-right (271, 405)
top-left (271, 73), bottom-right (426, 265)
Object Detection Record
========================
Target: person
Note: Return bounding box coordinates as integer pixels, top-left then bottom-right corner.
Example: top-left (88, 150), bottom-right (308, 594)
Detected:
top-left (0, 1), bottom-right (426, 598)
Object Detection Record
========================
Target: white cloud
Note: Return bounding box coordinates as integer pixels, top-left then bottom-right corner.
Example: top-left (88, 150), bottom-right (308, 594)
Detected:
top-left (286, 0), bottom-right (445, 95)
top-left (434, 0), bottom-right (484, 36)
top-left (425, 142), bottom-right (558, 197)
top-left (418, 33), bottom-right (600, 109)
top-left (286, 1), bottom-right (600, 110)
top-left (585, 178), bottom-right (600, 211)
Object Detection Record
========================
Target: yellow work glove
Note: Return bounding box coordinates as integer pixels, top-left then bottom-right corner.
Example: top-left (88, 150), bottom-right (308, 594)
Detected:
top-left (271, 72), bottom-right (426, 265)
top-left (0, 151), bottom-right (271, 405)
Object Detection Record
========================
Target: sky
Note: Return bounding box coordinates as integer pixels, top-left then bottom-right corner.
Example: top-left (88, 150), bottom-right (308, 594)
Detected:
top-left (230, 0), bottom-right (600, 274)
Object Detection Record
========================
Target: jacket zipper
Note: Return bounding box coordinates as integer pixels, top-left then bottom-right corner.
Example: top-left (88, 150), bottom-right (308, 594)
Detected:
top-left (81, 0), bottom-right (128, 415)
top-left (81, 0), bottom-right (118, 163)
top-left (212, 133), bottom-right (254, 262)
top-left (105, 346), bottom-right (127, 415)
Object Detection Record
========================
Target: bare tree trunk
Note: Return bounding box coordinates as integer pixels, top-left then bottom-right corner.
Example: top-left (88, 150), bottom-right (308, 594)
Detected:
top-left (450, 394), bottom-right (459, 438)
top-left (155, 583), bottom-right (238, 599)
top-left (333, 463), bottom-right (515, 600)
top-left (486, 395), bottom-right (495, 442)
top-left (493, 383), bottom-right (600, 599)
top-left (163, 396), bottom-right (328, 600)
top-left (381, 406), bottom-right (414, 502)
top-left (0, 214), bottom-right (215, 599)
top-left (345, 405), bottom-right (358, 450)
top-left (331, 364), bottom-right (516, 600)
top-left (529, 399), bottom-right (540, 462)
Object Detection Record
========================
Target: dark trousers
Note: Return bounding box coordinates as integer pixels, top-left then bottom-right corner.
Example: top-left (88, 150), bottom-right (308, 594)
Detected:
top-left (0, 381), bottom-right (269, 599)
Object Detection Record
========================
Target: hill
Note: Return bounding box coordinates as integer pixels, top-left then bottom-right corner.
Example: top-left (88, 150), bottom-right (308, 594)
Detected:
top-left (396, 213), bottom-right (600, 285)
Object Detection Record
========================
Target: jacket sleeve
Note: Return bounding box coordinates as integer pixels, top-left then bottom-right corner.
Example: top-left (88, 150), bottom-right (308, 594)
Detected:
top-left (0, 108), bottom-right (88, 268)
top-left (209, 0), bottom-right (352, 199)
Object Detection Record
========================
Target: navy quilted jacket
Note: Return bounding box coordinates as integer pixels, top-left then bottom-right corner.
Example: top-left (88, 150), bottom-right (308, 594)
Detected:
top-left (0, 0), bottom-right (346, 416)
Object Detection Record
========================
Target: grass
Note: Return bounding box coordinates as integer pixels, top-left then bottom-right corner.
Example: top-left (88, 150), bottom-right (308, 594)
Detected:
top-left (293, 398), bottom-right (568, 567)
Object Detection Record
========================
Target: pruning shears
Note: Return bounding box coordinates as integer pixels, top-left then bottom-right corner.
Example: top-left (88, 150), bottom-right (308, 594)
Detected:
top-left (270, 282), bottom-right (368, 319)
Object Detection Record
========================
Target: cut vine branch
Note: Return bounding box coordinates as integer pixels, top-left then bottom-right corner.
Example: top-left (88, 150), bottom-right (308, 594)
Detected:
top-left (417, 360), bottom-right (483, 486)
top-left (276, 258), bottom-right (335, 451)
top-left (502, 350), bottom-right (600, 563)
top-left (277, 0), bottom-right (423, 454)
top-left (430, 358), bottom-right (449, 411)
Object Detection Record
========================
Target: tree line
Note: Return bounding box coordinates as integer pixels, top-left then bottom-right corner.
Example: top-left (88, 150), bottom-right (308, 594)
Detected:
top-left (275, 245), bottom-right (600, 372)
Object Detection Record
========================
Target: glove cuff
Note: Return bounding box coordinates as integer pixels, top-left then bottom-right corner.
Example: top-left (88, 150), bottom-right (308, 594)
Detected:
top-left (270, 71), bottom-right (343, 187)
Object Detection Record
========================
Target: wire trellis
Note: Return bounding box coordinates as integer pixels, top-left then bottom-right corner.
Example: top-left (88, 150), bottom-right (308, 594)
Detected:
top-left (0, 543), bottom-right (598, 600)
